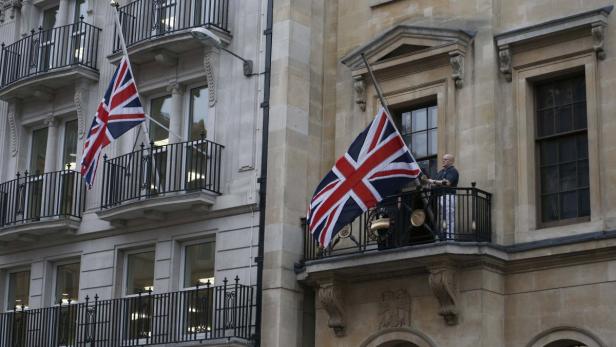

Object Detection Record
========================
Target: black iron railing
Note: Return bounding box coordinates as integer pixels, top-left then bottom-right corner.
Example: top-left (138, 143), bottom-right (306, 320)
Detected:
top-left (0, 169), bottom-right (85, 228)
top-left (0, 278), bottom-right (255, 347)
top-left (114, 0), bottom-right (230, 52)
top-left (101, 138), bottom-right (223, 208)
top-left (304, 185), bottom-right (492, 261)
top-left (0, 18), bottom-right (101, 88)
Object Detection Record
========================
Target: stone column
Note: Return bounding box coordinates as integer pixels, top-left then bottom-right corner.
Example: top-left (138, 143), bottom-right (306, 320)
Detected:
top-left (44, 115), bottom-right (58, 172)
top-left (167, 82), bottom-right (184, 143)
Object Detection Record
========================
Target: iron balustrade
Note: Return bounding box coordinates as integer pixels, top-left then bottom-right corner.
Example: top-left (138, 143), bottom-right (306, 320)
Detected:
top-left (101, 138), bottom-right (223, 208)
top-left (303, 185), bottom-right (492, 261)
top-left (0, 278), bottom-right (255, 347)
top-left (0, 18), bottom-right (101, 88)
top-left (114, 0), bottom-right (230, 52)
top-left (0, 169), bottom-right (85, 228)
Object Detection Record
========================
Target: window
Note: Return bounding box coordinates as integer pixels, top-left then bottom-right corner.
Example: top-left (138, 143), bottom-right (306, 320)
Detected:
top-left (7, 270), bottom-right (30, 310)
top-left (536, 75), bottom-right (590, 225)
top-left (55, 262), bottom-right (80, 304)
top-left (399, 104), bottom-right (438, 178)
top-left (125, 251), bottom-right (155, 295)
top-left (183, 241), bottom-right (215, 288)
top-left (73, 0), bottom-right (87, 23)
top-left (150, 95), bottom-right (172, 146)
top-left (30, 127), bottom-right (48, 174)
top-left (188, 86), bottom-right (208, 141)
top-left (62, 120), bottom-right (78, 170)
top-left (42, 6), bottom-right (59, 30)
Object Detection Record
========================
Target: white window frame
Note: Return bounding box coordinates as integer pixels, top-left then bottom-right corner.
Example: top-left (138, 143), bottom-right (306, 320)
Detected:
top-left (183, 83), bottom-right (212, 142)
top-left (179, 238), bottom-right (216, 290)
top-left (57, 117), bottom-right (79, 171)
top-left (122, 248), bottom-right (156, 297)
top-left (51, 259), bottom-right (81, 305)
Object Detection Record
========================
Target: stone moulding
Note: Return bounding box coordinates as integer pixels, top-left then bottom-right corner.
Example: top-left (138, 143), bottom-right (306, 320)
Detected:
top-left (428, 263), bottom-right (458, 325)
top-left (0, 0), bottom-right (21, 23)
top-left (340, 24), bottom-right (475, 92)
top-left (7, 102), bottom-right (18, 157)
top-left (353, 76), bottom-right (366, 111)
top-left (204, 48), bottom-right (217, 107)
top-left (318, 280), bottom-right (345, 337)
top-left (494, 6), bottom-right (613, 81)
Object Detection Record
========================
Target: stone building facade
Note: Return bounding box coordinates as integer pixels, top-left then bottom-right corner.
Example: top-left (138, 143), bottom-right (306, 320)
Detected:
top-left (0, 0), bottom-right (267, 346)
top-left (263, 1), bottom-right (616, 347)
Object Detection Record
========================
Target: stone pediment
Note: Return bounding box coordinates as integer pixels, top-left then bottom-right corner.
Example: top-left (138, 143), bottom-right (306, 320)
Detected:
top-left (341, 25), bottom-right (475, 72)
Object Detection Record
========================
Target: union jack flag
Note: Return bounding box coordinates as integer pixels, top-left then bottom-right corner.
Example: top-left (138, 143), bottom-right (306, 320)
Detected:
top-left (80, 57), bottom-right (145, 187)
top-left (307, 108), bottom-right (421, 248)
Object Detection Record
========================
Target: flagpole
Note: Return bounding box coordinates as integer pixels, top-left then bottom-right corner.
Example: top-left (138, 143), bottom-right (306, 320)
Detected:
top-left (110, 2), bottom-right (182, 144)
top-left (360, 53), bottom-right (425, 177)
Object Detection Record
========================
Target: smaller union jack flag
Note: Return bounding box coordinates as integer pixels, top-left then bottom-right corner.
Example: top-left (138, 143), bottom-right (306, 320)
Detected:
top-left (80, 57), bottom-right (145, 187)
top-left (307, 108), bottom-right (421, 248)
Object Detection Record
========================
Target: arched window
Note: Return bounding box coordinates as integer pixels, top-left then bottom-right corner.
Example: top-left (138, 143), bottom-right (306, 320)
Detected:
top-left (544, 340), bottom-right (587, 347)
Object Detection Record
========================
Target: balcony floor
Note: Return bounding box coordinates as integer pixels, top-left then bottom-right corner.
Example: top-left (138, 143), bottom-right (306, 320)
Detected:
top-left (0, 217), bottom-right (80, 242)
top-left (0, 65), bottom-right (98, 100)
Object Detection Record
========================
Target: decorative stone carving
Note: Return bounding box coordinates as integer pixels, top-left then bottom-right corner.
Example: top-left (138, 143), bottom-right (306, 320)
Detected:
top-left (428, 263), bottom-right (458, 325)
top-left (449, 52), bottom-right (464, 88)
top-left (318, 281), bottom-right (345, 337)
top-left (378, 289), bottom-right (410, 329)
top-left (74, 89), bottom-right (85, 139)
top-left (592, 24), bottom-right (606, 60)
top-left (45, 114), bottom-right (58, 128)
top-left (7, 102), bottom-right (18, 157)
top-left (166, 81), bottom-right (184, 95)
top-left (204, 48), bottom-right (217, 107)
top-left (0, 0), bottom-right (22, 22)
top-left (353, 76), bottom-right (366, 111)
top-left (498, 46), bottom-right (512, 82)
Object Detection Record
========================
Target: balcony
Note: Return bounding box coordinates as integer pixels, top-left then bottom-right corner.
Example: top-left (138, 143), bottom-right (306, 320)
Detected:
top-left (0, 20), bottom-right (101, 100)
top-left (98, 138), bottom-right (223, 224)
top-left (111, 0), bottom-right (231, 64)
top-left (0, 170), bottom-right (85, 240)
top-left (0, 278), bottom-right (255, 347)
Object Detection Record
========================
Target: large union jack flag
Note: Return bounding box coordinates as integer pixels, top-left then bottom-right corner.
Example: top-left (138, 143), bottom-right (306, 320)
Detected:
top-left (80, 57), bottom-right (145, 187)
top-left (307, 108), bottom-right (421, 248)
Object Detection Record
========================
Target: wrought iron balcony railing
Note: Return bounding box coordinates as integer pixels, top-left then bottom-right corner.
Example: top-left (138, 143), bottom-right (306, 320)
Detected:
top-left (0, 169), bottom-right (86, 228)
top-left (0, 18), bottom-right (101, 88)
top-left (303, 185), bottom-right (492, 261)
top-left (114, 0), bottom-right (230, 52)
top-left (100, 138), bottom-right (223, 208)
top-left (0, 278), bottom-right (255, 347)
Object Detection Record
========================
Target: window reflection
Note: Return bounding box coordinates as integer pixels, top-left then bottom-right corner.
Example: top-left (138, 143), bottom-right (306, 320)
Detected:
top-left (189, 86), bottom-right (209, 141)
top-left (184, 241), bottom-right (215, 288)
top-left (150, 96), bottom-right (172, 146)
top-left (62, 120), bottom-right (78, 170)
top-left (55, 262), bottom-right (80, 304)
top-left (30, 128), bottom-right (48, 174)
top-left (7, 270), bottom-right (30, 310)
top-left (126, 251), bottom-right (155, 295)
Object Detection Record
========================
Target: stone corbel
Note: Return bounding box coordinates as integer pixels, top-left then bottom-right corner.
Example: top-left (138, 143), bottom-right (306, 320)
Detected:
top-left (498, 45), bottom-right (512, 82)
top-left (353, 76), bottom-right (366, 111)
top-left (74, 80), bottom-right (90, 139)
top-left (318, 280), bottom-right (345, 337)
top-left (428, 263), bottom-right (459, 325)
top-left (203, 47), bottom-right (217, 107)
top-left (449, 52), bottom-right (465, 88)
top-left (7, 101), bottom-right (19, 157)
top-left (592, 23), bottom-right (606, 60)
top-left (0, 0), bottom-right (22, 22)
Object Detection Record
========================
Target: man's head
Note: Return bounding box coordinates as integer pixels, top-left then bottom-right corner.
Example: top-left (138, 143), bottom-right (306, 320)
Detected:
top-left (442, 153), bottom-right (455, 168)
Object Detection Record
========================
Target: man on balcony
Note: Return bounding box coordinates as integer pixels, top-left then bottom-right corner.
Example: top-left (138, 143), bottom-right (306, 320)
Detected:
top-left (427, 154), bottom-right (459, 239)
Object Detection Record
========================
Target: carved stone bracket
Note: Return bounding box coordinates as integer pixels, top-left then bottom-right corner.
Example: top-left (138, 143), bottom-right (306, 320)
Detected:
top-left (318, 281), bottom-right (345, 337)
top-left (0, 0), bottom-right (22, 23)
top-left (353, 76), bottom-right (366, 111)
top-left (592, 23), bottom-right (606, 60)
top-left (428, 263), bottom-right (459, 325)
top-left (203, 48), bottom-right (217, 107)
top-left (498, 45), bottom-right (512, 82)
top-left (7, 101), bottom-right (19, 157)
top-left (449, 52), bottom-right (465, 88)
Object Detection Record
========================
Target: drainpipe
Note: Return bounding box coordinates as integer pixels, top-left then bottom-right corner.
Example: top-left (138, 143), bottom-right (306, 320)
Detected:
top-left (254, 0), bottom-right (273, 345)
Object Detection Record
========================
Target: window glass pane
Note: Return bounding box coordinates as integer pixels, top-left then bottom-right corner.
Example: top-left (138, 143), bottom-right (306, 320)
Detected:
top-left (559, 163), bottom-right (577, 191)
top-left (558, 136), bottom-right (576, 163)
top-left (560, 191), bottom-right (578, 219)
top-left (541, 194), bottom-right (559, 223)
top-left (537, 110), bottom-right (554, 137)
top-left (411, 108), bottom-right (427, 132)
top-left (540, 140), bottom-right (558, 166)
top-left (554, 81), bottom-right (572, 105)
top-left (579, 188), bottom-right (590, 217)
top-left (541, 166), bottom-right (558, 194)
top-left (576, 133), bottom-right (588, 159)
top-left (150, 96), bottom-right (172, 146)
top-left (42, 6), bottom-right (58, 30)
top-left (62, 120), bottom-right (78, 170)
top-left (428, 106), bottom-right (438, 128)
top-left (126, 251), bottom-right (155, 295)
top-left (400, 112), bottom-right (411, 135)
top-left (573, 77), bottom-right (586, 102)
top-left (411, 132), bottom-right (427, 158)
top-left (428, 129), bottom-right (438, 156)
top-left (183, 241), bottom-right (215, 287)
top-left (573, 102), bottom-right (587, 130)
top-left (7, 271), bottom-right (30, 310)
top-left (30, 128), bottom-right (48, 174)
top-left (55, 263), bottom-right (80, 304)
top-left (189, 86), bottom-right (209, 141)
top-left (538, 85), bottom-right (555, 109)
top-left (555, 105), bottom-right (573, 133)
top-left (417, 159), bottom-right (430, 178)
